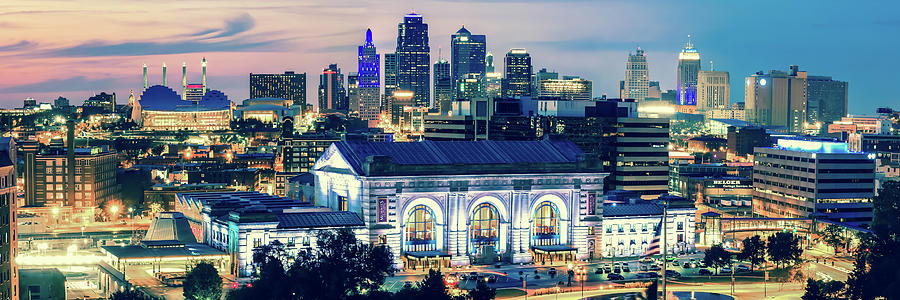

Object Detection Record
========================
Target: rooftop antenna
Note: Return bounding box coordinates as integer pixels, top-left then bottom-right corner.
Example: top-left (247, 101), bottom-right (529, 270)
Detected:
top-left (686, 34), bottom-right (694, 49)
top-left (710, 61), bottom-right (714, 71)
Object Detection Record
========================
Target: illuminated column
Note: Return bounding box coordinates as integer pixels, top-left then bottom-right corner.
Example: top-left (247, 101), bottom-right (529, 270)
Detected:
top-left (142, 63), bottom-right (148, 89)
top-left (201, 57), bottom-right (207, 93)
top-left (182, 62), bottom-right (187, 100)
top-left (162, 62), bottom-right (168, 87)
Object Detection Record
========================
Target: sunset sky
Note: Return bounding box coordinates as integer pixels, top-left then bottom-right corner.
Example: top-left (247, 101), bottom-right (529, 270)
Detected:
top-left (0, 0), bottom-right (895, 113)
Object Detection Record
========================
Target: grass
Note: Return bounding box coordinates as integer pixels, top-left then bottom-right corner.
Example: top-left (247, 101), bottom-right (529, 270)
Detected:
top-left (495, 288), bottom-right (527, 299)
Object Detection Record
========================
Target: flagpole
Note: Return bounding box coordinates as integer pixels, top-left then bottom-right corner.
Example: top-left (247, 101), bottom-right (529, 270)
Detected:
top-left (662, 199), bottom-right (667, 299)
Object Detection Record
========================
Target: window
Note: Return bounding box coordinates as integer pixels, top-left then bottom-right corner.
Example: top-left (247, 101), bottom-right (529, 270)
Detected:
top-left (677, 222), bottom-right (684, 231)
top-left (606, 225), bottom-right (612, 233)
top-left (253, 238), bottom-right (263, 248)
top-left (338, 196), bottom-right (348, 211)
top-left (302, 236), bottom-right (310, 246)
top-left (470, 203), bottom-right (500, 248)
top-left (532, 201), bottom-right (560, 245)
top-left (405, 205), bottom-right (436, 252)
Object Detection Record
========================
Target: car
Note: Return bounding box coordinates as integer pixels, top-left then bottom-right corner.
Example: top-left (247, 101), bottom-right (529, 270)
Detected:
top-left (607, 273), bottom-right (625, 281)
top-left (488, 275), bottom-right (497, 283)
top-left (664, 270), bottom-right (681, 278)
top-left (622, 266), bottom-right (631, 272)
top-left (548, 268), bottom-right (557, 276)
top-left (604, 266), bottom-right (612, 273)
top-left (649, 265), bottom-right (661, 271)
top-left (403, 281), bottom-right (413, 289)
top-left (671, 260), bottom-right (680, 267)
top-left (737, 265), bottom-right (750, 272)
top-left (469, 272), bottom-right (478, 277)
top-left (595, 268), bottom-right (604, 274)
top-left (698, 269), bottom-right (713, 276)
top-left (682, 262), bottom-right (692, 269)
top-left (640, 257), bottom-right (655, 264)
top-left (640, 265), bottom-right (648, 271)
top-left (613, 266), bottom-right (621, 273)
top-left (636, 272), bottom-right (659, 279)
top-left (721, 267), bottom-right (733, 274)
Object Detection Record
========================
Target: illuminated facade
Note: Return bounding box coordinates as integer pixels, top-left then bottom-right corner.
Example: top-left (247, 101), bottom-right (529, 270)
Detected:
top-left (318, 64), bottom-right (347, 112)
top-left (136, 85), bottom-right (231, 131)
top-left (357, 29), bottom-right (381, 121)
top-left (314, 139), bottom-right (607, 268)
top-left (677, 38), bottom-right (701, 106)
top-left (249, 71), bottom-right (307, 107)
top-left (601, 195), bottom-right (696, 257)
top-left (624, 47), bottom-right (649, 102)
top-left (25, 145), bottom-right (118, 225)
top-left (433, 59), bottom-right (452, 114)
top-left (745, 66), bottom-right (808, 133)
top-left (396, 13), bottom-right (431, 107)
top-left (501, 49), bottom-right (532, 98)
top-left (806, 75), bottom-right (848, 127)
top-left (753, 139), bottom-right (875, 226)
top-left (537, 77), bottom-right (592, 101)
top-left (0, 138), bottom-right (17, 300)
top-left (697, 70), bottom-right (729, 110)
top-left (451, 26), bottom-right (486, 99)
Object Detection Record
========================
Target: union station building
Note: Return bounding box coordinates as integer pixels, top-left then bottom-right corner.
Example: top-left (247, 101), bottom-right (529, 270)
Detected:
top-left (313, 139), bottom-right (608, 269)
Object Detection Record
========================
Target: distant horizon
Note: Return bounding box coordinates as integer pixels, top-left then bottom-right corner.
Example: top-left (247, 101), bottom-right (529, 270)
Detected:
top-left (0, 0), bottom-right (894, 115)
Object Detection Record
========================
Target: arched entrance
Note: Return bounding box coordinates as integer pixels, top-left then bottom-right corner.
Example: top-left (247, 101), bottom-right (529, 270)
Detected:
top-left (403, 204), bottom-right (449, 270)
top-left (470, 203), bottom-right (500, 264)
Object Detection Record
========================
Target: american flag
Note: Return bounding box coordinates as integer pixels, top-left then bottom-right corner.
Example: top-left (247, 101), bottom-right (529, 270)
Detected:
top-left (642, 218), bottom-right (664, 257)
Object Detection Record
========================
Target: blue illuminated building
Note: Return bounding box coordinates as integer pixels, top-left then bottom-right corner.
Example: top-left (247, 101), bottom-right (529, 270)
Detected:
top-left (677, 38), bottom-right (700, 106)
top-left (358, 29), bottom-right (380, 89)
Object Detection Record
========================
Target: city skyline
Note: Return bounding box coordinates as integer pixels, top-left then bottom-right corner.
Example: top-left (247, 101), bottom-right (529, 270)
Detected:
top-left (0, 0), bottom-right (895, 114)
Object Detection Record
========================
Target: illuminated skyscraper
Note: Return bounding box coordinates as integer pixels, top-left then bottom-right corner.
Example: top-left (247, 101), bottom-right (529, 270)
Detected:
top-left (484, 52), bottom-right (502, 99)
top-left (697, 70), bottom-right (729, 110)
top-left (624, 47), bottom-right (649, 101)
top-left (433, 59), bottom-right (452, 114)
top-left (451, 26), bottom-right (486, 99)
top-left (745, 66), bottom-right (808, 133)
top-left (357, 29), bottom-right (381, 121)
top-left (318, 64), bottom-right (347, 112)
top-left (537, 76), bottom-right (592, 101)
top-left (250, 71), bottom-right (307, 107)
top-left (677, 38), bottom-right (701, 105)
top-left (806, 75), bottom-right (848, 127)
top-left (396, 12), bottom-right (430, 107)
top-left (501, 49), bottom-right (532, 98)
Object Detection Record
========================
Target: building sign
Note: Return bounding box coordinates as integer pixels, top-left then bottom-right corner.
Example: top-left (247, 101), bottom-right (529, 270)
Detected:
top-left (378, 197), bottom-right (388, 222)
top-left (588, 194), bottom-right (596, 215)
top-left (705, 179), bottom-right (752, 189)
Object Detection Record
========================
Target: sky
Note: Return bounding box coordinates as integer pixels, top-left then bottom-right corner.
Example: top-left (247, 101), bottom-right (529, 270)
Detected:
top-left (0, 0), bottom-right (896, 114)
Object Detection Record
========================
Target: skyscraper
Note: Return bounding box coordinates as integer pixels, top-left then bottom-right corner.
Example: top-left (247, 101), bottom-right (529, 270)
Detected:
top-left (318, 64), bottom-right (347, 112)
top-left (533, 68), bottom-right (559, 97)
top-left (347, 72), bottom-right (359, 116)
top-left (501, 49), bottom-right (532, 98)
top-left (745, 66), bottom-right (808, 133)
top-left (697, 70), bottom-right (729, 110)
top-left (396, 12), bottom-right (430, 107)
top-left (250, 71), bottom-right (307, 107)
top-left (357, 29), bottom-right (381, 121)
top-left (484, 52), bottom-right (502, 99)
top-left (433, 59), bottom-right (452, 115)
top-left (0, 138), bottom-right (17, 300)
top-left (624, 47), bottom-right (649, 101)
top-left (537, 76), bottom-right (592, 101)
top-left (806, 75), bottom-right (848, 127)
top-left (677, 38), bottom-right (701, 105)
top-left (451, 26), bottom-right (486, 99)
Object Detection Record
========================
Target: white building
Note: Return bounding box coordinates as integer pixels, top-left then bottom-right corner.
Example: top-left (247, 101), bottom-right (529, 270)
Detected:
top-left (600, 196), bottom-right (696, 257)
top-left (313, 139), bottom-right (608, 269)
top-left (697, 70), bottom-right (730, 110)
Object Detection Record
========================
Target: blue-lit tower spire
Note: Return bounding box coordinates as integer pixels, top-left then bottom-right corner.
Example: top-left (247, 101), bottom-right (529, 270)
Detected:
top-left (357, 28), bottom-right (381, 121)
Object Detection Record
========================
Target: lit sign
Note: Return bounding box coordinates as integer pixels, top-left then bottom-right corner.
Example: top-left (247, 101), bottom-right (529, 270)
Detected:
top-left (713, 180), bottom-right (741, 185)
top-left (759, 78), bottom-right (767, 86)
top-left (776, 139), bottom-right (849, 153)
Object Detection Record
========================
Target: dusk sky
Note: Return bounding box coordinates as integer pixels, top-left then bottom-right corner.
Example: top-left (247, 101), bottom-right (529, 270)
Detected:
top-left (0, 0), bottom-right (895, 114)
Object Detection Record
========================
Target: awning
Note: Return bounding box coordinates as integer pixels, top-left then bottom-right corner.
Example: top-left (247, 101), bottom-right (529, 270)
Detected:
top-left (531, 245), bottom-right (577, 254)
top-left (404, 251), bottom-right (451, 259)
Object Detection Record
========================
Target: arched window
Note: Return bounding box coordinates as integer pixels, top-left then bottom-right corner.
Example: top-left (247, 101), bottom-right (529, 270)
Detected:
top-left (532, 201), bottom-right (560, 246)
top-left (470, 203), bottom-right (500, 248)
top-left (405, 205), bottom-right (436, 252)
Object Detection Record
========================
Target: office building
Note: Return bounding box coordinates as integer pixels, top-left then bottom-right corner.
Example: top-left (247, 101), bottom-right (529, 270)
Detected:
top-left (828, 115), bottom-right (891, 135)
top-left (624, 47), bottom-right (649, 102)
top-left (357, 29), bottom-right (381, 121)
top-left (745, 66), bottom-right (808, 133)
top-left (314, 139), bottom-right (607, 268)
top-left (136, 86), bottom-right (231, 131)
top-left (396, 12), bottom-right (431, 107)
top-left (0, 138), bottom-right (16, 300)
top-left (677, 39), bottom-right (701, 106)
top-left (83, 92), bottom-right (116, 112)
top-left (806, 76), bottom-right (848, 127)
top-left (383, 53), bottom-right (398, 109)
top-left (854, 134), bottom-right (900, 164)
top-left (250, 71), bottom-right (307, 107)
top-left (601, 195), bottom-right (696, 257)
top-left (697, 70), bottom-right (729, 110)
top-left (281, 134), bottom-right (342, 173)
top-left (318, 64), bottom-right (347, 112)
top-left (537, 76), bottom-right (592, 101)
top-left (347, 73), bottom-right (359, 116)
top-left (484, 53), bottom-right (502, 99)
top-left (610, 117), bottom-right (670, 199)
top-left (433, 59), bottom-right (452, 114)
top-left (451, 26), bottom-right (486, 100)
top-left (726, 126), bottom-right (770, 158)
top-left (501, 49), bottom-right (532, 98)
top-left (753, 139), bottom-right (875, 226)
top-left (458, 73), bottom-right (485, 100)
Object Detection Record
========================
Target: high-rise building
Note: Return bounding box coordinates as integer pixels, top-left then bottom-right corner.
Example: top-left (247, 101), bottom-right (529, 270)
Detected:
top-left (396, 12), bottom-right (430, 107)
top-left (458, 73), bottom-right (485, 100)
top-left (0, 138), bottom-right (17, 300)
top-left (250, 71), bottom-right (307, 107)
top-left (537, 76), bottom-right (592, 101)
top-left (647, 81), bottom-right (661, 101)
top-left (433, 59), bottom-right (452, 114)
top-left (501, 49), bottom-right (532, 98)
top-left (25, 144), bottom-right (119, 223)
top-left (806, 75), bottom-right (848, 127)
top-left (484, 52), bottom-right (502, 99)
top-left (533, 68), bottom-right (559, 97)
top-left (745, 66), bottom-right (808, 133)
top-left (697, 70), bottom-right (730, 110)
top-left (281, 134), bottom-right (342, 173)
top-left (451, 26), bottom-right (486, 99)
top-left (84, 92), bottom-right (116, 112)
top-left (624, 48), bottom-right (649, 102)
top-left (753, 139), bottom-right (874, 226)
top-left (383, 53), bottom-right (398, 109)
top-left (347, 73), bottom-right (359, 116)
top-left (611, 117), bottom-right (670, 199)
top-left (318, 64), bottom-right (347, 112)
top-left (677, 39), bottom-right (701, 106)
top-left (357, 29), bottom-right (381, 121)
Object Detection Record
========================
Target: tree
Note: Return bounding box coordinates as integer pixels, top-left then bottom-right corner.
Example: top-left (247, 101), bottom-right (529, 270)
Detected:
top-left (844, 250), bottom-right (870, 300)
top-left (110, 289), bottom-right (145, 300)
top-left (802, 279), bottom-right (845, 300)
top-left (767, 232), bottom-right (803, 268)
top-left (736, 235), bottom-right (766, 271)
top-left (468, 278), bottom-right (496, 300)
top-left (843, 181), bottom-right (900, 299)
top-left (703, 244), bottom-right (732, 275)
top-left (643, 280), bottom-right (658, 300)
top-left (413, 269), bottom-right (457, 300)
top-left (821, 224), bottom-right (846, 254)
top-left (183, 262), bottom-right (222, 300)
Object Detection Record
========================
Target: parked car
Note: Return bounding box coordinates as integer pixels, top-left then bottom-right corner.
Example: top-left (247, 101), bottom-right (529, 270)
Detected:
top-left (664, 270), bottom-right (681, 278)
top-left (671, 260), bottom-right (680, 267)
top-left (604, 266), bottom-right (612, 273)
top-left (698, 269), bottom-right (713, 276)
top-left (682, 262), bottom-right (693, 269)
top-left (488, 275), bottom-right (497, 283)
top-left (649, 265), bottom-right (661, 271)
top-left (607, 273), bottom-right (625, 281)
top-left (595, 268), bottom-right (604, 274)
top-left (640, 265), bottom-right (648, 271)
top-left (721, 267), bottom-right (733, 274)
top-left (737, 265), bottom-right (751, 272)
top-left (622, 265), bottom-right (631, 272)
top-left (613, 266), bottom-right (621, 273)
top-left (548, 268), bottom-right (557, 276)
